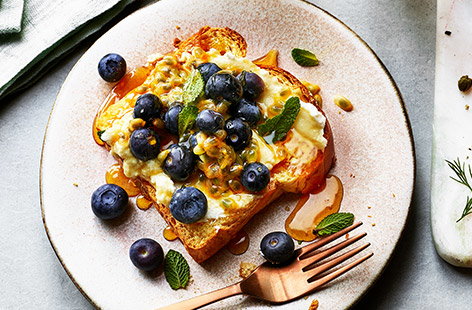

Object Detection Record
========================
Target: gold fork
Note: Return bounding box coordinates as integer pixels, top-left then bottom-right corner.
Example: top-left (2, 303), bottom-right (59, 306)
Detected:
top-left (160, 222), bottom-right (372, 310)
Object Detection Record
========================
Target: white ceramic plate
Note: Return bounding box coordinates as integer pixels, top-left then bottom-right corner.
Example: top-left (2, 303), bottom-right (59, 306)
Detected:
top-left (40, 0), bottom-right (414, 309)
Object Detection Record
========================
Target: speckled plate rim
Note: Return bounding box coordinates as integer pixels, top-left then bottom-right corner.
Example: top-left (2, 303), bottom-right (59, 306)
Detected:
top-left (39, 0), bottom-right (416, 308)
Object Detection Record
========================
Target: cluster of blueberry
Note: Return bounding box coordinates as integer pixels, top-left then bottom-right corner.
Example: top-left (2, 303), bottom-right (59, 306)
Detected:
top-left (98, 53), bottom-right (276, 224)
top-left (90, 184), bottom-right (163, 270)
top-left (95, 54), bottom-right (295, 263)
top-left (90, 183), bottom-right (294, 268)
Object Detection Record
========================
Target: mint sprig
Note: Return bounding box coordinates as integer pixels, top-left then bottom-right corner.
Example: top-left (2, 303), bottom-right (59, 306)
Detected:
top-left (182, 69), bottom-right (204, 105)
top-left (291, 48), bottom-right (319, 67)
top-left (313, 213), bottom-right (354, 237)
top-left (178, 104), bottom-right (199, 136)
top-left (164, 250), bottom-right (190, 290)
top-left (258, 96), bottom-right (301, 142)
top-left (178, 69), bottom-right (204, 136)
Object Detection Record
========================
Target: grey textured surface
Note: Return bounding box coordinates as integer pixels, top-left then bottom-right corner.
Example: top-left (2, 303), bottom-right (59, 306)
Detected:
top-left (0, 0), bottom-right (469, 309)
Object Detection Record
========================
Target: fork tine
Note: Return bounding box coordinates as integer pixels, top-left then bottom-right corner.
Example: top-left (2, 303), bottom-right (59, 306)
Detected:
top-left (303, 243), bottom-right (370, 280)
top-left (298, 222), bottom-right (363, 258)
top-left (300, 233), bottom-right (367, 268)
top-left (306, 252), bottom-right (374, 292)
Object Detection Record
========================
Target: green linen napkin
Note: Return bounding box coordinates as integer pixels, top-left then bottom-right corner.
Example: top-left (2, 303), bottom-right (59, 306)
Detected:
top-left (0, 0), bottom-right (25, 34)
top-left (0, 0), bottom-right (134, 100)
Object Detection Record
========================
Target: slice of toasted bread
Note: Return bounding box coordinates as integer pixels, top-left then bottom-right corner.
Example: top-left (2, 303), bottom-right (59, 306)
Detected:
top-left (95, 27), bottom-right (334, 263)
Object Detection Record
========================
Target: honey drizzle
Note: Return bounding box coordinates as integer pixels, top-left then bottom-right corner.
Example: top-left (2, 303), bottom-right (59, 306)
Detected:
top-left (105, 163), bottom-right (141, 197)
top-left (93, 66), bottom-right (152, 146)
top-left (285, 175), bottom-right (343, 242)
top-left (136, 195), bottom-right (153, 210)
top-left (227, 230), bottom-right (249, 255)
top-left (163, 226), bottom-right (178, 241)
top-left (253, 50), bottom-right (279, 67)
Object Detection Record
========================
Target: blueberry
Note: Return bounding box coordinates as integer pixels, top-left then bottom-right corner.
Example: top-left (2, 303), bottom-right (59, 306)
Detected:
top-left (169, 187), bottom-right (207, 224)
top-left (130, 128), bottom-right (160, 161)
top-left (205, 72), bottom-right (243, 103)
top-left (98, 53), bottom-right (127, 82)
top-left (163, 144), bottom-right (196, 181)
top-left (225, 118), bottom-right (252, 151)
top-left (196, 109), bottom-right (224, 134)
top-left (237, 71), bottom-right (265, 100)
top-left (129, 238), bottom-right (164, 271)
top-left (233, 99), bottom-right (261, 126)
top-left (188, 133), bottom-right (199, 150)
top-left (163, 103), bottom-right (183, 135)
top-left (133, 93), bottom-right (162, 122)
top-left (260, 232), bottom-right (295, 264)
top-left (241, 162), bottom-right (270, 192)
top-left (91, 184), bottom-right (128, 220)
top-left (197, 62), bottom-right (222, 83)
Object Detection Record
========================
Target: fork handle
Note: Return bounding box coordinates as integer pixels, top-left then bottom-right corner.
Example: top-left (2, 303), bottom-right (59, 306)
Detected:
top-left (159, 283), bottom-right (243, 310)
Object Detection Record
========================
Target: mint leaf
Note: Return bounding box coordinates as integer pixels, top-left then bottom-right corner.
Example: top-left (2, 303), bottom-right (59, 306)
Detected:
top-left (178, 104), bottom-right (199, 136)
top-left (273, 97), bottom-right (300, 142)
top-left (291, 48), bottom-right (319, 67)
top-left (258, 113), bottom-right (282, 137)
top-left (164, 250), bottom-right (190, 290)
top-left (258, 96), bottom-right (300, 142)
top-left (313, 213), bottom-right (354, 237)
top-left (182, 69), bottom-right (204, 105)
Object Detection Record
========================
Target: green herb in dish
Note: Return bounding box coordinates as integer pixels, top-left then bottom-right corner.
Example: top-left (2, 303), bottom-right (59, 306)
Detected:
top-left (178, 104), bottom-right (199, 136)
top-left (291, 48), bottom-right (319, 67)
top-left (313, 212), bottom-right (355, 237)
top-left (182, 69), bottom-right (205, 104)
top-left (178, 69), bottom-right (206, 136)
top-left (446, 158), bottom-right (472, 222)
top-left (258, 96), bottom-right (300, 142)
top-left (164, 249), bottom-right (190, 290)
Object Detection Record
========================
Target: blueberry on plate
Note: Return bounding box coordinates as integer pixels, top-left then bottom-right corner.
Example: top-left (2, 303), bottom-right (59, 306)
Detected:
top-left (225, 118), bottom-right (252, 151)
top-left (91, 184), bottom-right (128, 220)
top-left (241, 162), bottom-right (270, 192)
top-left (129, 238), bottom-right (164, 271)
top-left (196, 109), bottom-right (225, 134)
top-left (163, 144), bottom-right (196, 181)
top-left (197, 62), bottom-right (222, 83)
top-left (169, 187), bottom-right (207, 224)
top-left (205, 72), bottom-right (243, 103)
top-left (233, 98), bottom-right (261, 127)
top-left (130, 128), bottom-right (160, 161)
top-left (133, 93), bottom-right (162, 122)
top-left (260, 231), bottom-right (295, 264)
top-left (237, 71), bottom-right (265, 100)
top-left (98, 53), bottom-right (127, 82)
top-left (163, 103), bottom-right (183, 135)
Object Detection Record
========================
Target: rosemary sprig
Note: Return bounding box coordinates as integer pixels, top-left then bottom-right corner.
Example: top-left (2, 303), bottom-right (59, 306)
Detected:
top-left (446, 158), bottom-right (472, 222)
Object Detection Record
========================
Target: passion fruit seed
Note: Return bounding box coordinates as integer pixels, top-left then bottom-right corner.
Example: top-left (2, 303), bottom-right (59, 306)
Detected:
top-left (314, 94), bottom-right (322, 108)
top-left (333, 95), bottom-right (353, 112)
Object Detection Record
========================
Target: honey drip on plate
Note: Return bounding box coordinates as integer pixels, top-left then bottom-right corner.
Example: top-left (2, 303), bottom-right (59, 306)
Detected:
top-left (105, 164), bottom-right (140, 197)
top-left (136, 195), bottom-right (153, 210)
top-left (285, 175), bottom-right (343, 242)
top-left (227, 230), bottom-right (249, 255)
top-left (253, 49), bottom-right (279, 67)
top-left (163, 226), bottom-right (178, 241)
